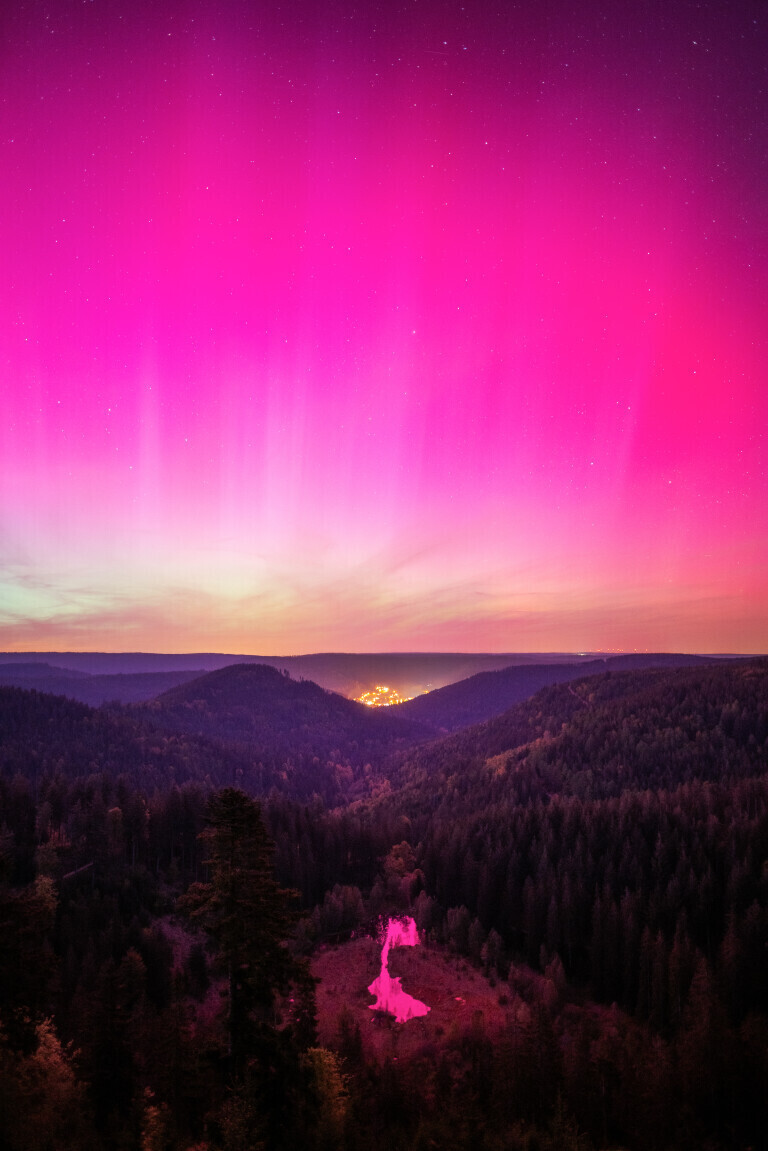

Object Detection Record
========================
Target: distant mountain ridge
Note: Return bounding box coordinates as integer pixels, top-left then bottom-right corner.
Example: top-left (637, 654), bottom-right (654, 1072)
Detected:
top-left (0, 661), bottom-right (91, 679)
top-left (0, 663), bottom-right (206, 706)
top-left (0, 650), bottom-right (737, 712)
top-left (0, 650), bottom-right (627, 699)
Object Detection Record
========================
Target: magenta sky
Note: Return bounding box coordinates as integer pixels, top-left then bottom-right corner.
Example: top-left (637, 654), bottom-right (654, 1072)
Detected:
top-left (2, 0), bottom-right (766, 654)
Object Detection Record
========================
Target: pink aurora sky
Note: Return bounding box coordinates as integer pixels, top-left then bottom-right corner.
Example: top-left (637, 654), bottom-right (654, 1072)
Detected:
top-left (1, 0), bottom-right (766, 654)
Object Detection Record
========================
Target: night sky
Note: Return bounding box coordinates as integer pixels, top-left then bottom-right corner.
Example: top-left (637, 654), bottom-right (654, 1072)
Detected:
top-left (2, 0), bottom-right (766, 654)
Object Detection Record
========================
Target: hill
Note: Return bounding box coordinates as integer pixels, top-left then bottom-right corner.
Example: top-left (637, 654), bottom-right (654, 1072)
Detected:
top-left (0, 665), bottom-right (429, 811)
top-left (359, 659), bottom-right (768, 1040)
top-left (390, 652), bottom-right (719, 733)
top-left (381, 657), bottom-right (768, 819)
top-left (0, 684), bottom-right (250, 796)
top-left (140, 663), bottom-right (433, 801)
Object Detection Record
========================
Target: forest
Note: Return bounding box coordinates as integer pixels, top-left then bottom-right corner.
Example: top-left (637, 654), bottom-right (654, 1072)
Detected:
top-left (0, 656), bottom-right (767, 1150)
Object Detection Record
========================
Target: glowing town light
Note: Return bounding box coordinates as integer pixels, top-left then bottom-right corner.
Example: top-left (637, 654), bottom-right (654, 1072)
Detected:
top-left (355, 685), bottom-right (414, 707)
top-left (368, 916), bottom-right (430, 1023)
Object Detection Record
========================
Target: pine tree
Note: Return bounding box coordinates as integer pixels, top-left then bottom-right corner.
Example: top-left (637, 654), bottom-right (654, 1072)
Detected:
top-left (178, 789), bottom-right (302, 1082)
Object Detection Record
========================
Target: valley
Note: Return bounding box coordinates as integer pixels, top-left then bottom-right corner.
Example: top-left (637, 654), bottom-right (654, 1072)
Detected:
top-left (0, 654), bottom-right (766, 1150)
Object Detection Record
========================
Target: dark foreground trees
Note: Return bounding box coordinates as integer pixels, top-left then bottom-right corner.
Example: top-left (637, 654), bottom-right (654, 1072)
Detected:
top-left (1, 662), bottom-right (767, 1149)
top-left (179, 788), bottom-right (316, 1147)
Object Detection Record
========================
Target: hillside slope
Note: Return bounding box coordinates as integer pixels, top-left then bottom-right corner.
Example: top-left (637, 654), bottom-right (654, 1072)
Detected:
top-left (383, 657), bottom-right (768, 820)
top-left (0, 684), bottom-right (250, 795)
top-left (141, 663), bottom-right (433, 801)
top-left (390, 652), bottom-right (719, 733)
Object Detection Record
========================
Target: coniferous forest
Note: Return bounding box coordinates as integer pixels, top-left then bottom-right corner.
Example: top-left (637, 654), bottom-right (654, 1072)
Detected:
top-left (1, 657), bottom-right (767, 1150)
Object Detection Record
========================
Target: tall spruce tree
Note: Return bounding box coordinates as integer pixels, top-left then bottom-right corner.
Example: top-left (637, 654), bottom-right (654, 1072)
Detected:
top-left (179, 788), bottom-right (302, 1081)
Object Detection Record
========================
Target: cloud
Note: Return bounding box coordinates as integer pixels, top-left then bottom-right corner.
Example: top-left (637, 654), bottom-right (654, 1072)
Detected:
top-left (2, 536), bottom-right (766, 655)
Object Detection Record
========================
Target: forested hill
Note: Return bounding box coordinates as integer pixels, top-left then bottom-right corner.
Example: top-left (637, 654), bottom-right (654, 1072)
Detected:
top-left (0, 676), bottom-right (410, 809)
top-left (382, 657), bottom-right (768, 820)
top-left (370, 655), bottom-right (768, 1121)
top-left (141, 661), bottom-right (433, 773)
top-left (389, 651), bottom-right (719, 733)
top-left (0, 685), bottom-right (253, 795)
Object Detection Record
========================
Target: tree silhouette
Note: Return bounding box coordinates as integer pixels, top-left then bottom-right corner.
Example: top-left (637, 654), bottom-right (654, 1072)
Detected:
top-left (179, 788), bottom-right (302, 1082)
